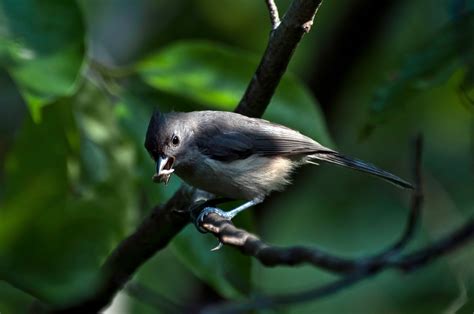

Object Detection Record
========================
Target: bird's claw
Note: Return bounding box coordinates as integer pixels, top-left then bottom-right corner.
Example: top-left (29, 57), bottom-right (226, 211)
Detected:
top-left (195, 206), bottom-right (233, 233)
top-left (194, 207), bottom-right (230, 251)
top-left (210, 241), bottom-right (223, 251)
top-left (194, 199), bottom-right (261, 250)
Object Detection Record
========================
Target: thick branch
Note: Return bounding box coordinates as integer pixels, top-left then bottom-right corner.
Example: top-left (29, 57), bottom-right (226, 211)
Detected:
top-left (45, 1), bottom-right (325, 312)
top-left (201, 212), bottom-right (358, 272)
top-left (235, 0), bottom-right (324, 117)
top-left (48, 186), bottom-right (194, 313)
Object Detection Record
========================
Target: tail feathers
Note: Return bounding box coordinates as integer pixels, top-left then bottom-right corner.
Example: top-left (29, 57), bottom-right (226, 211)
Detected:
top-left (312, 151), bottom-right (413, 189)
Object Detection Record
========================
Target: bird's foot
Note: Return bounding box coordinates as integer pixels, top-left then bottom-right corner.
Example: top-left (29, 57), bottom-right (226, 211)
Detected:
top-left (210, 241), bottom-right (223, 251)
top-left (199, 206), bottom-right (237, 221)
top-left (194, 198), bottom-right (264, 251)
top-left (195, 206), bottom-right (235, 232)
top-left (195, 207), bottom-right (233, 251)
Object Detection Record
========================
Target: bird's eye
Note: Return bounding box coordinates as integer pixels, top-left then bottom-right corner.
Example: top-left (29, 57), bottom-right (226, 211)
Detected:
top-left (171, 135), bottom-right (180, 146)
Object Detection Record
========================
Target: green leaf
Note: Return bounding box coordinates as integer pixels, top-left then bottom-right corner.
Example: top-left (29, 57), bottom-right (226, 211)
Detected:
top-left (364, 12), bottom-right (474, 138)
top-left (0, 0), bottom-right (85, 121)
top-left (137, 40), bottom-right (332, 146)
top-left (0, 281), bottom-right (36, 314)
top-left (0, 83), bottom-right (137, 305)
top-left (135, 40), bottom-right (332, 297)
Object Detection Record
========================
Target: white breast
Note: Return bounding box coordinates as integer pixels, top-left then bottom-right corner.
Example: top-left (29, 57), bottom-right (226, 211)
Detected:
top-left (177, 155), bottom-right (297, 200)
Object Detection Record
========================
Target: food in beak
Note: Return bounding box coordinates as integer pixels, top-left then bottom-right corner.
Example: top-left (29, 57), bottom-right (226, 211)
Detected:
top-left (152, 155), bottom-right (175, 185)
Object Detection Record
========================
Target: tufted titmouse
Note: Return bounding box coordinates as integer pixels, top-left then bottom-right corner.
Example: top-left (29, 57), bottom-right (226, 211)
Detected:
top-left (145, 110), bottom-right (412, 223)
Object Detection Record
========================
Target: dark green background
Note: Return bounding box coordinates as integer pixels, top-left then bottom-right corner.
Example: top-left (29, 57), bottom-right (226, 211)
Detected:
top-left (0, 0), bottom-right (473, 313)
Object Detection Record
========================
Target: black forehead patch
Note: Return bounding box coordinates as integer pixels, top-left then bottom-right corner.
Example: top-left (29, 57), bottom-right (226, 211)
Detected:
top-left (144, 111), bottom-right (166, 156)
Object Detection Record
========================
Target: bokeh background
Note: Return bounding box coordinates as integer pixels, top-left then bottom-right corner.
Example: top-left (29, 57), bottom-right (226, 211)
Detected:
top-left (1, 0), bottom-right (473, 313)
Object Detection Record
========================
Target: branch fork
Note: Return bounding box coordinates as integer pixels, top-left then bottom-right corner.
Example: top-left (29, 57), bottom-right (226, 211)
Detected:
top-left (41, 1), bottom-right (474, 313)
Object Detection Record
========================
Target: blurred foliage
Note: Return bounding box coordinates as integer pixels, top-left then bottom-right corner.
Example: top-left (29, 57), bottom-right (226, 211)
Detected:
top-left (137, 41), bottom-right (331, 146)
top-left (363, 8), bottom-right (474, 138)
top-left (0, 0), bottom-right (85, 121)
top-left (0, 0), bottom-right (473, 314)
top-left (0, 82), bottom-right (137, 305)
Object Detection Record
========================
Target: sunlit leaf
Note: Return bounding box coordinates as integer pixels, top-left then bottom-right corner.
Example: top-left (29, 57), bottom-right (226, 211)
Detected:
top-left (0, 0), bottom-right (85, 121)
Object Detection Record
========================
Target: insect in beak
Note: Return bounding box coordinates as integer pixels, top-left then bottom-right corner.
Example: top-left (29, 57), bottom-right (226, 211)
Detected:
top-left (152, 155), bottom-right (175, 185)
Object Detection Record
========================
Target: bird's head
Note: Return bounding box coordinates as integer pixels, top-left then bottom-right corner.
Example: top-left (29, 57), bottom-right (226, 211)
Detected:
top-left (144, 111), bottom-right (191, 184)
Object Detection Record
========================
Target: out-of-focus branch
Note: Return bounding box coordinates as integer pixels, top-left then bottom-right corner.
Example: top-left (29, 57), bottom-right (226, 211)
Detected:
top-left (125, 282), bottom-right (186, 314)
top-left (393, 218), bottom-right (474, 271)
top-left (265, 0), bottom-right (281, 29)
top-left (202, 137), bottom-right (474, 313)
top-left (235, 0), bottom-right (324, 117)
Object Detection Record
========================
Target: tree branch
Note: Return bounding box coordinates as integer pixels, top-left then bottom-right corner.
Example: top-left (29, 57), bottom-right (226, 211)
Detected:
top-left (198, 136), bottom-right (424, 273)
top-left (36, 1), bottom-right (474, 313)
top-left (203, 218), bottom-right (474, 314)
top-left (41, 1), bottom-right (326, 313)
top-left (265, 0), bottom-right (281, 29)
top-left (235, 0), bottom-right (324, 117)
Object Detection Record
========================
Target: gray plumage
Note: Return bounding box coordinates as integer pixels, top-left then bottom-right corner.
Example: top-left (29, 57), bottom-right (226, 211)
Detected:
top-left (145, 110), bottom-right (412, 201)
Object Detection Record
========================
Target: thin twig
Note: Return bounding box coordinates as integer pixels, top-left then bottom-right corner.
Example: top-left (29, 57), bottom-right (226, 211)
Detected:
top-left (236, 0), bottom-right (324, 118)
top-left (373, 135), bottom-right (423, 259)
top-left (392, 217), bottom-right (474, 272)
top-left (201, 212), bottom-right (356, 272)
top-left (265, 0), bottom-right (281, 29)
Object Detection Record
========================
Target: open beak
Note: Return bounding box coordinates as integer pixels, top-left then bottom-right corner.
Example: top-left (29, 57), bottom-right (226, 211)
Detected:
top-left (152, 155), bottom-right (175, 185)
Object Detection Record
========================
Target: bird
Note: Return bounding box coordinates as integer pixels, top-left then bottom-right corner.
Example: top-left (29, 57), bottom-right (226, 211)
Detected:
top-left (145, 110), bottom-right (413, 227)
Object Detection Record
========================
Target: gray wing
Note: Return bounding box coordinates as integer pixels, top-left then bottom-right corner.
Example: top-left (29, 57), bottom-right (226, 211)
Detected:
top-left (188, 111), bottom-right (413, 189)
top-left (196, 132), bottom-right (254, 161)
top-left (195, 123), bottom-right (329, 162)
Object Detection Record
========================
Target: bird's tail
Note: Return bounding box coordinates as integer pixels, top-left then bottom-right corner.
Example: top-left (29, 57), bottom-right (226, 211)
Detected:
top-left (310, 151), bottom-right (413, 189)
